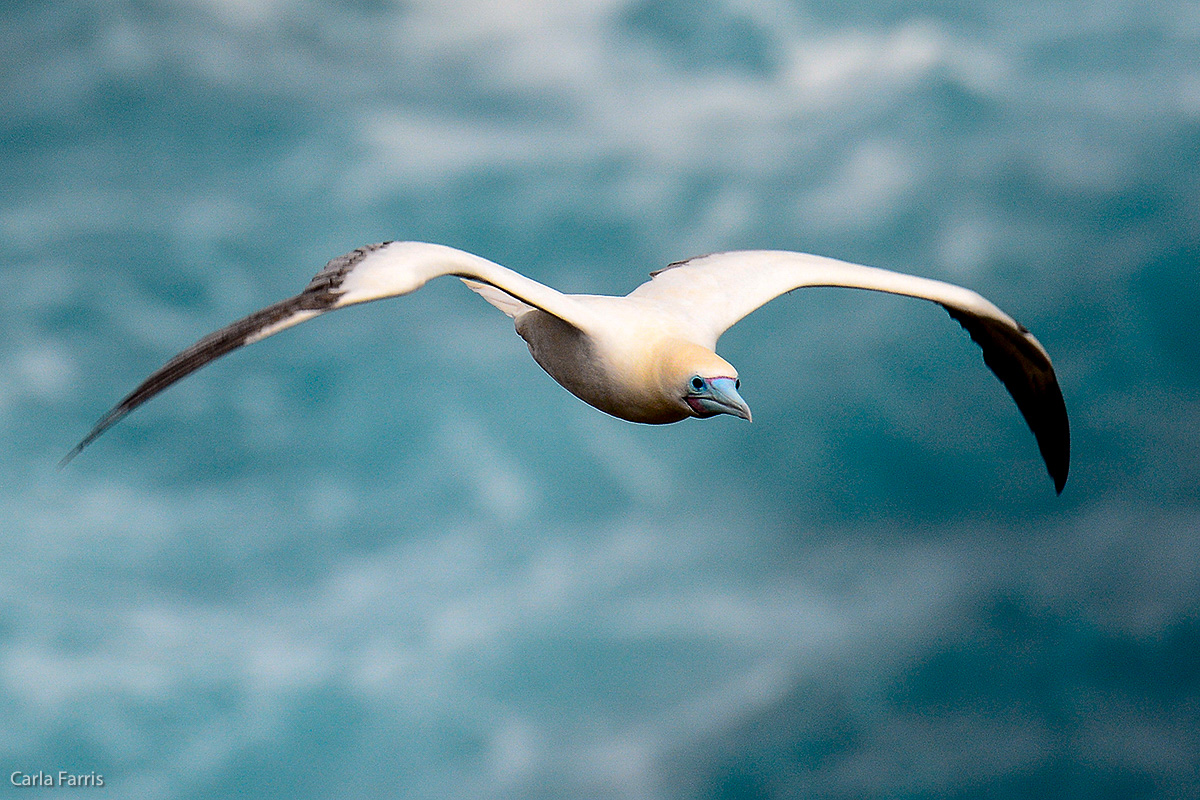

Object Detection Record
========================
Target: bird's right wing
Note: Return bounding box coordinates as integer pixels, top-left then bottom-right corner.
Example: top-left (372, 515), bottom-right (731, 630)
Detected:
top-left (631, 250), bottom-right (1070, 493)
top-left (62, 242), bottom-right (592, 464)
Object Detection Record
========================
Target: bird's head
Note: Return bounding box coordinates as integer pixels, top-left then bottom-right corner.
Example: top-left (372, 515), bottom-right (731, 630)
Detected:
top-left (684, 373), bottom-right (752, 421)
top-left (661, 341), bottom-right (752, 422)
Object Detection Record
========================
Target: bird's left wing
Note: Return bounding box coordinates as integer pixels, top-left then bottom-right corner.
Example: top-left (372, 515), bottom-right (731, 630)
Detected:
top-left (62, 242), bottom-right (591, 464)
top-left (630, 250), bottom-right (1070, 493)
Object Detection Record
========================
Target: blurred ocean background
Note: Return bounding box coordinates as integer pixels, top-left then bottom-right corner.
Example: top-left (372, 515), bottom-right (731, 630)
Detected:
top-left (2, 1), bottom-right (1198, 797)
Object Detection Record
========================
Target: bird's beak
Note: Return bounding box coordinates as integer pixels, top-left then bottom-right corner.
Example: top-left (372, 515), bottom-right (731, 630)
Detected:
top-left (690, 377), bottom-right (752, 422)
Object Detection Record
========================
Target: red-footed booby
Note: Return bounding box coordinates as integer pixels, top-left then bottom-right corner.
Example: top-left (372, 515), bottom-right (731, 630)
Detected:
top-left (63, 242), bottom-right (1070, 492)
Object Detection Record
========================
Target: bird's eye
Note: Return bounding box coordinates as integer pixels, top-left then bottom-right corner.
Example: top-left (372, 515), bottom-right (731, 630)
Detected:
top-left (691, 376), bottom-right (704, 390)
top-left (735, 379), bottom-right (741, 389)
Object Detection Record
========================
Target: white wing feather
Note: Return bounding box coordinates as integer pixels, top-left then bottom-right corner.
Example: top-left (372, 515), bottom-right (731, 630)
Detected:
top-left (631, 250), bottom-right (1070, 492)
top-left (62, 242), bottom-right (588, 464)
top-left (631, 250), bottom-right (1022, 349)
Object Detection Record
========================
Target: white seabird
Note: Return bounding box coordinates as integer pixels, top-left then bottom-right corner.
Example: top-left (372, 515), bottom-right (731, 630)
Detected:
top-left (63, 242), bottom-right (1070, 492)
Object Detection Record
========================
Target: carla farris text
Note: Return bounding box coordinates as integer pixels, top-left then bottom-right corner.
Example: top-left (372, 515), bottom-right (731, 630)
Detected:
top-left (11, 771), bottom-right (104, 788)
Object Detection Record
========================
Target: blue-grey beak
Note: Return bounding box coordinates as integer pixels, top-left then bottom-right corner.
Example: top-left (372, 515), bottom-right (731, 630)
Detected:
top-left (688, 376), bottom-right (752, 422)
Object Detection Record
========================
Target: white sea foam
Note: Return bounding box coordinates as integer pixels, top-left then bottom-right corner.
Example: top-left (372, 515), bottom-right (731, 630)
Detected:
top-left (5, 475), bottom-right (1192, 797)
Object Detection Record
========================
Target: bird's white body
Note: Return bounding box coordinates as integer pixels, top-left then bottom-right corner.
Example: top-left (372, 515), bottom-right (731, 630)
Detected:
top-left (65, 241), bottom-right (1070, 492)
top-left (515, 301), bottom-right (734, 424)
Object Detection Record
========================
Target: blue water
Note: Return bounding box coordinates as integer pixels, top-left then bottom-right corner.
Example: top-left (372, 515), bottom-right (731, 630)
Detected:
top-left (2, 1), bottom-right (1198, 798)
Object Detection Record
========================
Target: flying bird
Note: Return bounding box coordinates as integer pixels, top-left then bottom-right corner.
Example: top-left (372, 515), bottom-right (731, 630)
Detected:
top-left (63, 242), bottom-right (1070, 492)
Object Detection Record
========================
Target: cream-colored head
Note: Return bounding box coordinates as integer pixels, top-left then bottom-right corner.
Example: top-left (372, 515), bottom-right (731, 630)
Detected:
top-left (652, 339), bottom-right (752, 422)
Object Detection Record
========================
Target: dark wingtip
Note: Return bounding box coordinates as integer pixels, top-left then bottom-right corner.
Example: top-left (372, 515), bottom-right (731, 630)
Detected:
top-left (60, 292), bottom-right (332, 467)
top-left (59, 404), bottom-right (136, 468)
top-left (943, 305), bottom-right (1070, 495)
top-left (1026, 363), bottom-right (1069, 495)
top-left (58, 444), bottom-right (83, 470)
top-left (1046, 411), bottom-right (1070, 495)
top-left (60, 246), bottom-right (378, 468)
top-left (1035, 373), bottom-right (1070, 495)
top-left (1049, 419), bottom-right (1070, 494)
top-left (58, 447), bottom-right (81, 470)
